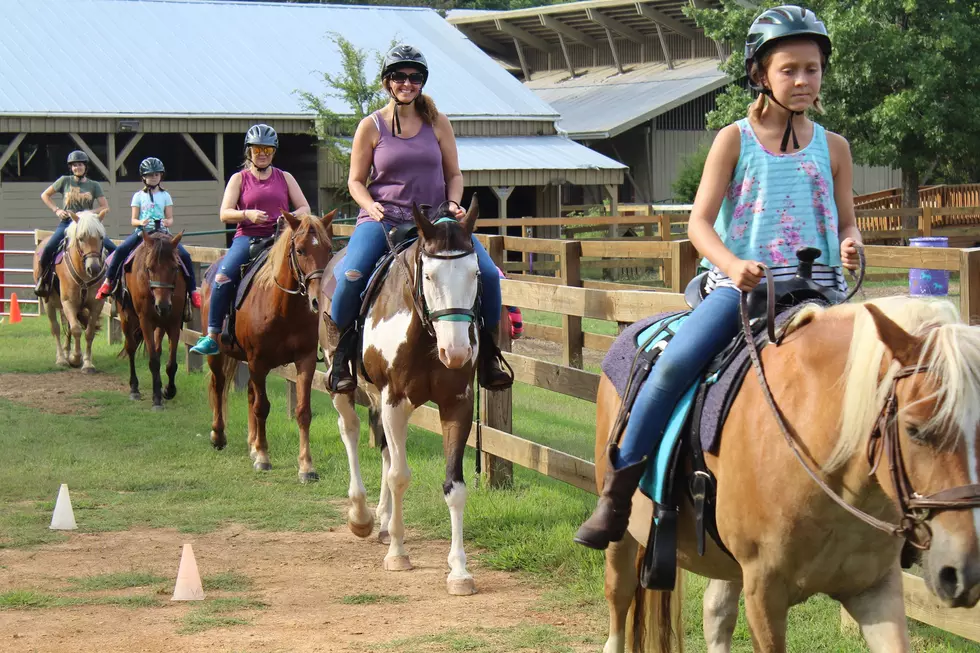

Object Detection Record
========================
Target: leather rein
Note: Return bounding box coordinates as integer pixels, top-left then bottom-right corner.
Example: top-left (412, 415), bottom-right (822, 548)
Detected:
top-left (741, 256), bottom-right (980, 549)
top-left (273, 223), bottom-right (325, 313)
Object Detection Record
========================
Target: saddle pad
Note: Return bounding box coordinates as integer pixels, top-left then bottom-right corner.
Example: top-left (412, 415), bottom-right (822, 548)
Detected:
top-left (638, 380), bottom-right (700, 507)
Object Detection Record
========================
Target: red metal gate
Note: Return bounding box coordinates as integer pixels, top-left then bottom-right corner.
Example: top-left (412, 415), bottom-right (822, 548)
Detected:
top-left (0, 230), bottom-right (41, 317)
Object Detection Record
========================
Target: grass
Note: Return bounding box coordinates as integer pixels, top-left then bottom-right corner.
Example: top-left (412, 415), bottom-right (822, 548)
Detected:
top-left (362, 624), bottom-right (601, 653)
top-left (66, 571), bottom-right (166, 591)
top-left (340, 593), bottom-right (408, 605)
top-left (1, 318), bottom-right (977, 650)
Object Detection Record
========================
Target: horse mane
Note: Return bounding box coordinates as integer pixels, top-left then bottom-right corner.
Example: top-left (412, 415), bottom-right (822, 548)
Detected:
top-left (827, 296), bottom-right (979, 472)
top-left (65, 210), bottom-right (106, 244)
top-left (255, 215), bottom-right (330, 290)
top-left (140, 231), bottom-right (174, 266)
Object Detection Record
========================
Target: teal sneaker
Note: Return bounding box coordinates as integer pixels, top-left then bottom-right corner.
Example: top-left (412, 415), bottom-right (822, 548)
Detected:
top-left (190, 335), bottom-right (220, 355)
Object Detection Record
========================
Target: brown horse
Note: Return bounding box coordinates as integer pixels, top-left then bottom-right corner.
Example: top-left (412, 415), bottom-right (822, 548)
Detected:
top-left (596, 296), bottom-right (980, 652)
top-left (33, 209), bottom-right (109, 371)
top-left (319, 200), bottom-right (484, 596)
top-left (117, 229), bottom-right (187, 410)
top-left (203, 211), bottom-right (335, 481)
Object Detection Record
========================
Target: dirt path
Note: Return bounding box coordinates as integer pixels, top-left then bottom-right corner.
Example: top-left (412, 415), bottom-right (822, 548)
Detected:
top-left (0, 527), bottom-right (594, 653)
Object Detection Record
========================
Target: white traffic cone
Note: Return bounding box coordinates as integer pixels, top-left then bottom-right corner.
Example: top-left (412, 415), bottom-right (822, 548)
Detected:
top-left (171, 543), bottom-right (205, 601)
top-left (49, 484), bottom-right (77, 530)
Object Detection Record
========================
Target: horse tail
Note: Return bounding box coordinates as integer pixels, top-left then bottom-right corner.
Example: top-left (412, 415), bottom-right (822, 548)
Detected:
top-left (632, 547), bottom-right (677, 653)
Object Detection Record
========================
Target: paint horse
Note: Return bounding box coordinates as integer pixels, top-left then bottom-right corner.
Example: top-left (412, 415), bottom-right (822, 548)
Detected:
top-left (319, 200), bottom-right (483, 596)
top-left (116, 228), bottom-right (187, 410)
top-left (202, 211), bottom-right (335, 480)
top-left (596, 296), bottom-right (980, 652)
top-left (32, 209), bottom-right (109, 371)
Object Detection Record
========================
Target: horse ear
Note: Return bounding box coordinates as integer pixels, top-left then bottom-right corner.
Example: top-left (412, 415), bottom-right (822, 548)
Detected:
top-left (412, 202), bottom-right (438, 241)
top-left (321, 209), bottom-right (336, 233)
top-left (282, 211), bottom-right (301, 232)
top-left (68, 211), bottom-right (79, 223)
top-left (170, 231), bottom-right (184, 248)
top-left (97, 208), bottom-right (108, 221)
top-left (460, 196), bottom-right (479, 236)
top-left (865, 303), bottom-right (923, 366)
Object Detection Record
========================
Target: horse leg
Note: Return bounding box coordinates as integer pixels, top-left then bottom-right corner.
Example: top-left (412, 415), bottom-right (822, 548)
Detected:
top-left (207, 353), bottom-right (229, 450)
top-left (60, 296), bottom-right (84, 368)
top-left (703, 578), bottom-right (743, 653)
top-left (380, 390), bottom-right (413, 571)
top-left (81, 300), bottom-right (100, 373)
top-left (293, 355), bottom-right (318, 483)
top-left (246, 379), bottom-right (259, 460)
top-left (119, 312), bottom-right (141, 399)
top-left (839, 566), bottom-right (911, 653)
top-left (249, 366), bottom-right (272, 471)
top-left (372, 406), bottom-right (393, 545)
top-left (46, 300), bottom-right (67, 366)
top-left (332, 391), bottom-right (372, 535)
top-left (602, 533), bottom-right (639, 653)
top-left (140, 316), bottom-right (163, 410)
top-left (742, 568), bottom-right (789, 653)
top-left (163, 325), bottom-right (179, 400)
top-left (439, 395), bottom-right (476, 596)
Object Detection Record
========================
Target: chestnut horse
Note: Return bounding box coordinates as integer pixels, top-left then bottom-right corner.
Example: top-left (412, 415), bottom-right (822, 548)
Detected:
top-left (117, 229), bottom-right (187, 410)
top-left (33, 209), bottom-right (109, 371)
top-left (202, 211), bottom-right (335, 481)
top-left (319, 200), bottom-right (482, 596)
top-left (597, 296), bottom-right (980, 652)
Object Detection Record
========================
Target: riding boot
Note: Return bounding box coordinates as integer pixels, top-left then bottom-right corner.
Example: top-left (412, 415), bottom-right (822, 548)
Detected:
top-left (328, 327), bottom-right (358, 393)
top-left (34, 266), bottom-right (52, 298)
top-left (574, 446), bottom-right (647, 550)
top-left (478, 326), bottom-right (514, 390)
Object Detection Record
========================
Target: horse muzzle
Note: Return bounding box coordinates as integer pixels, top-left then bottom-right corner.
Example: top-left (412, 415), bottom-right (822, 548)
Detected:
top-left (438, 345), bottom-right (472, 369)
top-left (923, 528), bottom-right (980, 608)
top-left (155, 302), bottom-right (172, 318)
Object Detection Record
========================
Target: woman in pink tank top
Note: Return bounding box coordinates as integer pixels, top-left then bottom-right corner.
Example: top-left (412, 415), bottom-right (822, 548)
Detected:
top-left (190, 124), bottom-right (312, 355)
top-left (327, 44), bottom-right (511, 394)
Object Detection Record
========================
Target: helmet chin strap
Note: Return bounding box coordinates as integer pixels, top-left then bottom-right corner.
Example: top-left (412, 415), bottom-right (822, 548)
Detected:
top-left (388, 86), bottom-right (419, 136)
top-left (763, 89), bottom-right (804, 152)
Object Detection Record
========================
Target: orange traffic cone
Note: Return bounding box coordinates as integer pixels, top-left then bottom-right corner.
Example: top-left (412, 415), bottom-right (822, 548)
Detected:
top-left (9, 293), bottom-right (22, 324)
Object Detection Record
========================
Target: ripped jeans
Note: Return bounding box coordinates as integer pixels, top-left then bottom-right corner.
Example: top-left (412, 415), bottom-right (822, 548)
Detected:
top-left (330, 219), bottom-right (501, 331)
top-left (207, 235), bottom-right (252, 333)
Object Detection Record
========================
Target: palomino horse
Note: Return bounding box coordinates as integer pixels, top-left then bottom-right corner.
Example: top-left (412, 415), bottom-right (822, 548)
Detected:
top-left (117, 229), bottom-right (187, 410)
top-left (203, 211), bottom-right (335, 481)
top-left (319, 200), bottom-right (482, 596)
top-left (597, 296), bottom-right (980, 652)
top-left (33, 210), bottom-right (109, 371)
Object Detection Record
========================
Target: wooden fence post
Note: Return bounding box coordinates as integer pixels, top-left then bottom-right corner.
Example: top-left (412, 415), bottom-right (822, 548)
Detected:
top-left (285, 379), bottom-right (297, 419)
top-left (234, 361), bottom-right (249, 391)
top-left (658, 214), bottom-right (672, 288)
top-left (669, 240), bottom-right (699, 294)
top-left (921, 206), bottom-right (933, 237)
top-left (483, 235), bottom-right (514, 489)
top-left (959, 247), bottom-right (980, 325)
top-left (184, 285), bottom-right (203, 373)
top-left (105, 313), bottom-right (122, 346)
top-left (560, 240), bottom-right (583, 369)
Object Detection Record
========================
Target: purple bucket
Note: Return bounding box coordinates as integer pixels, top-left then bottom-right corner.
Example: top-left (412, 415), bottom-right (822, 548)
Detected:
top-left (909, 237), bottom-right (949, 296)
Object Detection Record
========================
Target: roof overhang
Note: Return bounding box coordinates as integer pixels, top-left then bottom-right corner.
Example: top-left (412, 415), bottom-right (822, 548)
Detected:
top-left (457, 135), bottom-right (625, 186)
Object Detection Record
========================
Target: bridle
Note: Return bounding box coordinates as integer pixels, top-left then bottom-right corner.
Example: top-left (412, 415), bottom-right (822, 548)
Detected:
top-left (273, 222), bottom-right (326, 314)
top-left (743, 255), bottom-right (980, 550)
top-left (65, 235), bottom-right (106, 292)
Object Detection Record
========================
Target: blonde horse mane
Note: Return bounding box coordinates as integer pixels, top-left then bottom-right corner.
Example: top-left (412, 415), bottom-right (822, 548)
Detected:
top-left (823, 296), bottom-right (980, 472)
top-left (65, 210), bottom-right (106, 244)
top-left (254, 215), bottom-right (330, 290)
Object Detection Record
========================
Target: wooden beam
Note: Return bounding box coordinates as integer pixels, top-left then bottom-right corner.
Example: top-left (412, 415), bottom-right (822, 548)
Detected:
top-left (603, 26), bottom-right (625, 74)
top-left (114, 133), bottom-right (143, 171)
top-left (68, 133), bottom-right (112, 180)
top-left (0, 133), bottom-right (26, 170)
top-left (539, 15), bottom-right (599, 49)
top-left (556, 32), bottom-right (576, 78)
top-left (181, 133), bottom-right (220, 181)
top-left (513, 38), bottom-right (532, 81)
top-left (902, 571), bottom-right (980, 642)
top-left (636, 2), bottom-right (698, 40)
top-left (495, 19), bottom-right (551, 52)
top-left (654, 22), bottom-right (674, 69)
top-left (586, 8), bottom-right (645, 44)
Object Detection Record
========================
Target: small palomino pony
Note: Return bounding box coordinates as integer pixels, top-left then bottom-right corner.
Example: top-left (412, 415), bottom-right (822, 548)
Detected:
top-left (203, 211), bottom-right (335, 480)
top-left (319, 200), bottom-right (483, 596)
top-left (117, 229), bottom-right (187, 410)
top-left (597, 296), bottom-right (980, 653)
top-left (33, 209), bottom-right (109, 371)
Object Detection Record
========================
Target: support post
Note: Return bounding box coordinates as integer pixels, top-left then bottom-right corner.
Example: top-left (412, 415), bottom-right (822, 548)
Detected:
top-left (669, 240), bottom-right (698, 294)
top-left (959, 247), bottom-right (980, 325)
top-left (285, 379), bottom-right (297, 419)
top-left (0, 133), bottom-right (27, 170)
top-left (482, 235), bottom-right (513, 489)
top-left (234, 361), bottom-right (249, 391)
top-left (560, 240), bottom-right (583, 368)
top-left (920, 206), bottom-right (933, 237)
top-left (181, 133), bottom-right (221, 181)
top-left (604, 184), bottom-right (619, 237)
top-left (490, 186), bottom-right (514, 236)
top-left (106, 314), bottom-right (122, 345)
top-left (68, 133), bottom-right (112, 180)
top-left (185, 271), bottom-right (203, 372)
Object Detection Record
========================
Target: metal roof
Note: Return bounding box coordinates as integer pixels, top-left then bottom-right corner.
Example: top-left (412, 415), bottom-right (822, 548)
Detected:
top-left (0, 0), bottom-right (558, 120)
top-left (526, 58), bottom-right (731, 139)
top-left (456, 136), bottom-right (626, 171)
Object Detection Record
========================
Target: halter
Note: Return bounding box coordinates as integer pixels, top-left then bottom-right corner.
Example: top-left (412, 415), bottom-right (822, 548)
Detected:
top-left (65, 235), bottom-right (106, 291)
top-left (272, 221), bottom-right (325, 313)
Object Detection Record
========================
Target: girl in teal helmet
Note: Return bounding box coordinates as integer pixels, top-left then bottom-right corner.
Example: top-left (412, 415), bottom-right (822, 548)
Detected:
top-left (575, 5), bottom-right (864, 550)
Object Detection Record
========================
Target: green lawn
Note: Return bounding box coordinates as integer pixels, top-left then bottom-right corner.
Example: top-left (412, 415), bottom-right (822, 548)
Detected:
top-left (0, 318), bottom-right (975, 651)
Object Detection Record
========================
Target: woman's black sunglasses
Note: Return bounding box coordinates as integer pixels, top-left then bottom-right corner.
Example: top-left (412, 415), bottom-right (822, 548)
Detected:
top-left (389, 71), bottom-right (425, 85)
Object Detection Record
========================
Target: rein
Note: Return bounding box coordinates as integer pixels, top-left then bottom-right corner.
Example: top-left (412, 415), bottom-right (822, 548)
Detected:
top-left (741, 254), bottom-right (980, 549)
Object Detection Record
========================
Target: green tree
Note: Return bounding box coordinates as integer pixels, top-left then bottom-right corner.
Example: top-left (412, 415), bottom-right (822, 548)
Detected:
top-left (671, 143), bottom-right (711, 203)
top-left (688, 0), bottom-right (980, 213)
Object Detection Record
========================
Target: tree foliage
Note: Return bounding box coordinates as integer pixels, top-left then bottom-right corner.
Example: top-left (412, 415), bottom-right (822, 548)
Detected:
top-left (672, 143), bottom-right (711, 204)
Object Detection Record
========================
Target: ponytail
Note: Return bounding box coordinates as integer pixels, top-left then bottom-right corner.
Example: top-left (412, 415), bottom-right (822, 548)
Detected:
top-left (415, 93), bottom-right (439, 125)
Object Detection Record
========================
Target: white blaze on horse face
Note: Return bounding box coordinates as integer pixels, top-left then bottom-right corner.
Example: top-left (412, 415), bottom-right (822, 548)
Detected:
top-left (421, 252), bottom-right (479, 369)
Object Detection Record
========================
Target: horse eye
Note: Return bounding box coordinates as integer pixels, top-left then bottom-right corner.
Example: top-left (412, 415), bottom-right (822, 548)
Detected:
top-left (906, 424), bottom-right (926, 442)
top-left (297, 248), bottom-right (306, 256)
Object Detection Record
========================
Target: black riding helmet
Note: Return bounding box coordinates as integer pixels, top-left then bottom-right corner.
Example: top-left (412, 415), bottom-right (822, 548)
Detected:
top-left (139, 157), bottom-right (165, 176)
top-left (67, 150), bottom-right (89, 175)
top-left (381, 44), bottom-right (429, 136)
top-left (744, 5), bottom-right (832, 152)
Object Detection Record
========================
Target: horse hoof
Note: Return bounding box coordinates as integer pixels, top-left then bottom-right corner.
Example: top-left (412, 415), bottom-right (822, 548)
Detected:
top-left (129, 392), bottom-right (141, 401)
top-left (348, 517), bottom-right (374, 539)
top-left (299, 471), bottom-right (319, 484)
top-left (82, 367), bottom-right (95, 375)
top-left (151, 404), bottom-right (164, 412)
top-left (164, 388), bottom-right (176, 400)
top-left (378, 531), bottom-right (391, 545)
top-left (383, 555), bottom-right (413, 572)
top-left (447, 577), bottom-right (477, 596)
top-left (248, 449), bottom-right (258, 462)
top-left (210, 431), bottom-right (226, 450)
top-left (68, 358), bottom-right (82, 369)
top-left (253, 461), bottom-right (272, 472)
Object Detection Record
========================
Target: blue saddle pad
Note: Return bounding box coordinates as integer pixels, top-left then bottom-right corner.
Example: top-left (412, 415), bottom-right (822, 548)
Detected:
top-left (628, 313), bottom-right (701, 509)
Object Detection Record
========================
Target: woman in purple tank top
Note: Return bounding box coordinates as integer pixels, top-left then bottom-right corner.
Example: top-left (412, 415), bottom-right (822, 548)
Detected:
top-left (327, 44), bottom-right (511, 393)
top-left (190, 124), bottom-right (312, 355)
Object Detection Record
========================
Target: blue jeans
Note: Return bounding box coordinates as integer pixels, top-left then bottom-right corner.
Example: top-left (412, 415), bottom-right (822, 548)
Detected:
top-left (207, 235), bottom-right (252, 333)
top-left (106, 230), bottom-right (197, 290)
top-left (330, 220), bottom-right (501, 330)
top-left (617, 287), bottom-right (741, 467)
top-left (40, 219), bottom-right (116, 270)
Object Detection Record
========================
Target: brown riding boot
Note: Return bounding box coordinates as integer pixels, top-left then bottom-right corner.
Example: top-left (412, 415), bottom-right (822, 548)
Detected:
top-left (574, 446), bottom-right (647, 550)
top-left (478, 326), bottom-right (514, 390)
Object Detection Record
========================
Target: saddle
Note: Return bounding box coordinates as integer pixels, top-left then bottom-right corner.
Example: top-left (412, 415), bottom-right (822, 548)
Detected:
top-left (601, 247), bottom-right (842, 591)
top-left (203, 235), bottom-right (277, 347)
